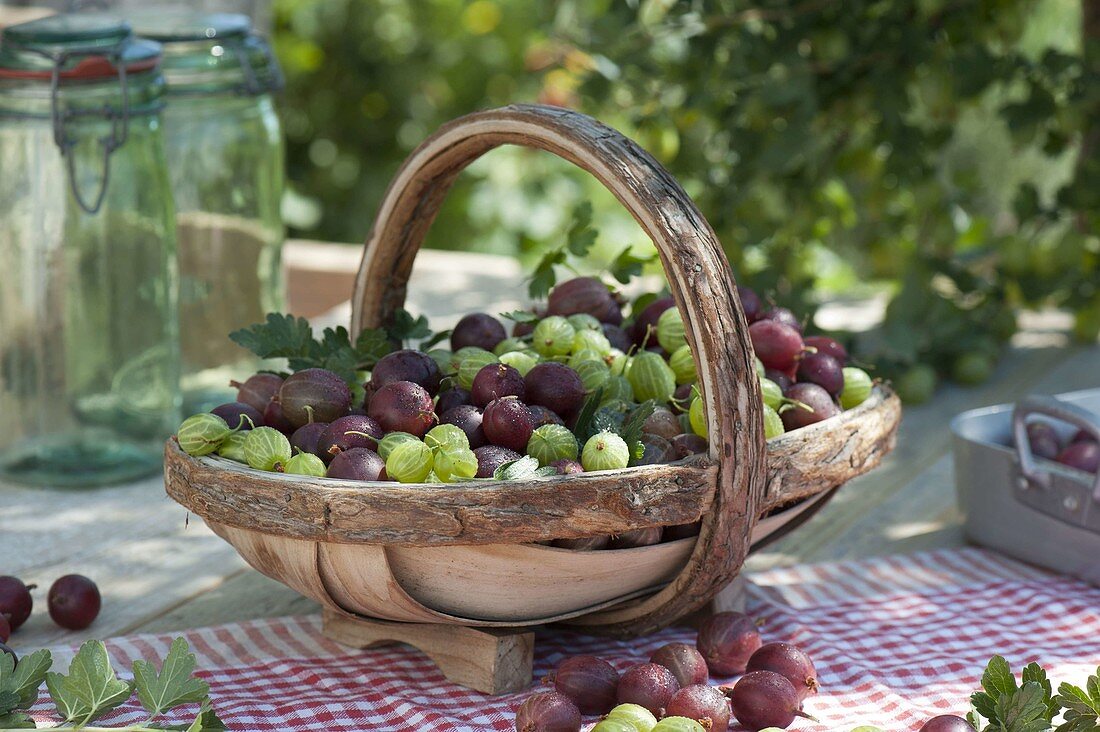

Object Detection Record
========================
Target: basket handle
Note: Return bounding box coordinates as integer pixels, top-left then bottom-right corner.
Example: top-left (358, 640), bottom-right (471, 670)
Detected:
top-left (350, 104), bottom-right (765, 633)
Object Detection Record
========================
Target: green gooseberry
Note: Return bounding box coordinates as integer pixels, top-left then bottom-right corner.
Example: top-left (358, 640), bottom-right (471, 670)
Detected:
top-left (493, 337), bottom-right (528, 356)
top-left (760, 378), bottom-right (784, 410)
top-left (669, 344), bottom-right (697, 384)
top-left (532, 316), bottom-right (575, 357)
top-left (607, 349), bottom-right (631, 376)
top-left (628, 351), bottom-right (676, 403)
top-left (243, 426), bottom-right (292, 471)
top-left (575, 359), bottom-right (611, 392)
top-left (652, 717), bottom-right (706, 732)
top-left (572, 328), bottom-right (611, 355)
top-left (566, 313), bottom-right (602, 332)
top-left (458, 351), bottom-right (499, 390)
top-left (689, 396), bottom-right (708, 438)
top-left (763, 405), bottom-right (785, 439)
top-left (433, 447), bottom-right (479, 482)
top-left (839, 367), bottom-right (873, 409)
top-left (656, 307), bottom-right (686, 353)
top-left (385, 440), bottom-right (434, 483)
top-left (424, 423), bottom-right (469, 453)
top-left (591, 719), bottom-right (637, 732)
top-left (178, 413), bottom-right (233, 456)
top-left (605, 703), bottom-right (658, 732)
top-left (568, 347), bottom-right (604, 369)
top-left (581, 430), bottom-right (630, 472)
top-left (499, 350), bottom-right (538, 376)
top-left (526, 424), bottom-right (579, 466)
top-left (283, 452), bottom-right (326, 477)
top-left (215, 431), bottom-right (248, 463)
top-left (601, 375), bottom-right (634, 405)
top-left (378, 431), bottom-right (419, 460)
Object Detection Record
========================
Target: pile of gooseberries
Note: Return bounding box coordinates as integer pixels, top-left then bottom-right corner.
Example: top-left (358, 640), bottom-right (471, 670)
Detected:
top-left (0, 573), bottom-right (102, 652)
top-left (175, 277), bottom-right (875, 550)
top-left (515, 610), bottom-right (821, 732)
top-left (1020, 420), bottom-right (1100, 474)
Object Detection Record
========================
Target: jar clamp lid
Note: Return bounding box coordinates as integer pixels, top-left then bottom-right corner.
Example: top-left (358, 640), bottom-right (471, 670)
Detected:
top-left (0, 14), bottom-right (164, 214)
top-left (131, 12), bottom-right (283, 97)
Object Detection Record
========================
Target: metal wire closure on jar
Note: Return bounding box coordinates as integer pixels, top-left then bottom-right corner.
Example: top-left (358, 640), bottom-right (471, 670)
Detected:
top-left (4, 35), bottom-right (152, 213)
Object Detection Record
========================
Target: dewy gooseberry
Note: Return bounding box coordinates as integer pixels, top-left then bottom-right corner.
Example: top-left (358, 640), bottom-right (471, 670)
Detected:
top-left (385, 440), bottom-right (434, 483)
top-left (604, 703), bottom-right (658, 732)
top-left (526, 424), bottom-right (579, 466)
top-left (243, 426), bottom-right (293, 471)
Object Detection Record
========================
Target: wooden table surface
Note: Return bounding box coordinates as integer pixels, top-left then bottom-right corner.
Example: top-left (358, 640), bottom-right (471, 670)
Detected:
top-left (4, 240), bottom-right (1098, 653)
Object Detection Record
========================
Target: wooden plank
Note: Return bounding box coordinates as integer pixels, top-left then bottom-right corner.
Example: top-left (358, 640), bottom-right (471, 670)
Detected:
top-left (127, 571), bottom-right (316, 634)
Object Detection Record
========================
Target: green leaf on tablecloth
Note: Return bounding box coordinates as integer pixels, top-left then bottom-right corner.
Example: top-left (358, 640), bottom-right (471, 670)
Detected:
top-left (150, 703), bottom-right (229, 731)
top-left (133, 638), bottom-right (210, 718)
top-left (0, 649), bottom-right (52, 714)
top-left (47, 640), bottom-right (133, 726)
top-left (1022, 663), bottom-right (1058, 720)
top-left (0, 711), bottom-right (36, 728)
top-left (1055, 668), bottom-right (1100, 732)
top-left (971, 656), bottom-right (1057, 732)
top-left (995, 682), bottom-right (1054, 732)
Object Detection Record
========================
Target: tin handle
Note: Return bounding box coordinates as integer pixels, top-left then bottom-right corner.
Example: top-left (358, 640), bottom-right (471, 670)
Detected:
top-left (1012, 395), bottom-right (1100, 501)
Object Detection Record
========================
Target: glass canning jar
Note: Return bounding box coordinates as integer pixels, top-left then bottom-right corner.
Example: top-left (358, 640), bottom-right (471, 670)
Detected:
top-left (0, 14), bottom-right (180, 487)
top-left (133, 12), bottom-right (285, 413)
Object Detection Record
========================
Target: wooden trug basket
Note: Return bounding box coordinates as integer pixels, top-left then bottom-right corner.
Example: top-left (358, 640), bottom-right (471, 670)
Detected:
top-left (165, 104), bottom-right (901, 694)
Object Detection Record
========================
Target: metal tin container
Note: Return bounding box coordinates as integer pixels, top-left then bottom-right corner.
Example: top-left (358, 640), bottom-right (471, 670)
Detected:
top-left (952, 388), bottom-right (1100, 584)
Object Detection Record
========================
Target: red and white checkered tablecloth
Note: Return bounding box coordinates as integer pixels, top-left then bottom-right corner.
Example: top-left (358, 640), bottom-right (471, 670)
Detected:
top-left (26, 548), bottom-right (1100, 731)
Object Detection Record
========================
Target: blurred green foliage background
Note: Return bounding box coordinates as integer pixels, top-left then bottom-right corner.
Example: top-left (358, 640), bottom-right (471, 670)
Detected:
top-left (272, 0), bottom-right (1098, 398)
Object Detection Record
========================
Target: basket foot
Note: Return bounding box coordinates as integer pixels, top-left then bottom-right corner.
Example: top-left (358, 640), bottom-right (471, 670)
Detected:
top-left (321, 609), bottom-right (535, 695)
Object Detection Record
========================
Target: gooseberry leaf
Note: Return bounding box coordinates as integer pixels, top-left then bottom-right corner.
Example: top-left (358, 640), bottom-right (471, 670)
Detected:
top-left (354, 327), bottom-right (393, 367)
top-left (0, 711), bottom-right (35, 728)
top-left (500, 310), bottom-right (540, 324)
top-left (566, 201), bottom-right (597, 257)
top-left (528, 248), bottom-right (566, 300)
top-left (388, 308), bottom-right (433, 345)
top-left (610, 246), bottom-right (657, 285)
top-left (571, 388), bottom-right (606, 444)
top-left (229, 313), bottom-right (314, 360)
top-left (970, 656), bottom-right (1056, 732)
top-left (132, 638), bottom-right (210, 718)
top-left (492, 455), bottom-right (542, 480)
top-left (419, 329), bottom-right (452, 351)
top-left (150, 703), bottom-right (229, 731)
top-left (0, 648), bottom-right (52, 713)
top-left (1055, 668), bottom-right (1100, 732)
top-left (620, 400), bottom-right (656, 449)
top-left (46, 640), bottom-right (133, 725)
